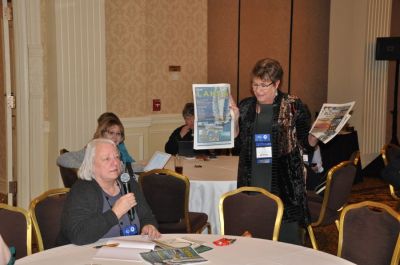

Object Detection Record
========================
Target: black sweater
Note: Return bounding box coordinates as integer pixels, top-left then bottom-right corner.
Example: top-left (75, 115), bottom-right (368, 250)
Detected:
top-left (57, 178), bottom-right (157, 246)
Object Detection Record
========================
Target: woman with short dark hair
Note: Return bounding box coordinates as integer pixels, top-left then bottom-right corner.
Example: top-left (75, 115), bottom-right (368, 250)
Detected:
top-left (230, 58), bottom-right (318, 245)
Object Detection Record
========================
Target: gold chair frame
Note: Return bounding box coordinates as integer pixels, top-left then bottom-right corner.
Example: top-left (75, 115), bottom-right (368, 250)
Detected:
top-left (29, 188), bottom-right (70, 251)
top-left (0, 203), bottom-right (32, 256)
top-left (139, 169), bottom-right (211, 234)
top-left (381, 144), bottom-right (400, 200)
top-left (337, 201), bottom-right (400, 265)
top-left (307, 160), bottom-right (355, 250)
top-left (350, 150), bottom-right (360, 166)
top-left (219, 186), bottom-right (284, 241)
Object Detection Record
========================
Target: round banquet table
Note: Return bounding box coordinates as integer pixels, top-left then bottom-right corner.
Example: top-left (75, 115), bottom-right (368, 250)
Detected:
top-left (16, 234), bottom-right (355, 265)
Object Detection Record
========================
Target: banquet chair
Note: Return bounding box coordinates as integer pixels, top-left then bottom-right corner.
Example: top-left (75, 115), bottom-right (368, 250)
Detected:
top-left (57, 148), bottom-right (78, 188)
top-left (337, 201), bottom-right (400, 265)
top-left (0, 203), bottom-right (32, 259)
top-left (307, 160), bottom-right (357, 250)
top-left (219, 186), bottom-right (283, 240)
top-left (348, 150), bottom-right (360, 166)
top-left (381, 144), bottom-right (400, 201)
top-left (139, 169), bottom-right (211, 234)
top-left (29, 188), bottom-right (70, 251)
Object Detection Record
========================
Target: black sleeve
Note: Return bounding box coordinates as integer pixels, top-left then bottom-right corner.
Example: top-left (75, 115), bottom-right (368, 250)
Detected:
top-left (381, 155), bottom-right (400, 189)
top-left (295, 99), bottom-right (314, 152)
top-left (165, 126), bottom-right (184, 155)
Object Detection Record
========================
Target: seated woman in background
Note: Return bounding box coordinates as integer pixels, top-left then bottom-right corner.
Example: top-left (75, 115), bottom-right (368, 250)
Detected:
top-left (165, 103), bottom-right (195, 155)
top-left (56, 138), bottom-right (160, 246)
top-left (57, 112), bottom-right (136, 176)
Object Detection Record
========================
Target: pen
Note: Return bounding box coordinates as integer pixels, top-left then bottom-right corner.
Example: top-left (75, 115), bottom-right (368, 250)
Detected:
top-left (93, 243), bottom-right (119, 249)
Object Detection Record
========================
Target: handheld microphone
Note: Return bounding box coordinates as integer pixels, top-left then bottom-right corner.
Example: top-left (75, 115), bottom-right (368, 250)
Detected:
top-left (120, 172), bottom-right (135, 221)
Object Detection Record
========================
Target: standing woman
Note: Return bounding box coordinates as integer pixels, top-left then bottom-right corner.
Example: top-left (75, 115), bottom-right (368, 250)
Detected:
top-left (230, 58), bottom-right (318, 245)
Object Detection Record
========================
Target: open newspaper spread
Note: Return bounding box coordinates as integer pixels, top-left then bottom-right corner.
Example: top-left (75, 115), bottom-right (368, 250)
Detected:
top-left (310, 101), bottom-right (355, 144)
top-left (192, 84), bottom-right (234, 150)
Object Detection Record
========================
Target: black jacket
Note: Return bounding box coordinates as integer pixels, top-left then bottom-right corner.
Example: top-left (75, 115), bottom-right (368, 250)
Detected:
top-left (236, 91), bottom-right (313, 226)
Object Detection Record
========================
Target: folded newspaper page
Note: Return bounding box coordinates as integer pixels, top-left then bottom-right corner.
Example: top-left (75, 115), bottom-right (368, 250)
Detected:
top-left (309, 101), bottom-right (355, 144)
top-left (192, 84), bottom-right (234, 150)
top-left (140, 246), bottom-right (207, 264)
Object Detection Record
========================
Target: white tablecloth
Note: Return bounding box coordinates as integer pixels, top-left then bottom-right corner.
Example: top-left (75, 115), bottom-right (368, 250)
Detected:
top-left (16, 234), bottom-right (355, 265)
top-left (165, 156), bottom-right (238, 234)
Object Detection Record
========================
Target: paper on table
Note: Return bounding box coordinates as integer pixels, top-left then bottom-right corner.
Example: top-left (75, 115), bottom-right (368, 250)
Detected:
top-left (93, 238), bottom-right (156, 262)
top-left (105, 238), bottom-right (156, 250)
top-left (93, 247), bottom-right (144, 262)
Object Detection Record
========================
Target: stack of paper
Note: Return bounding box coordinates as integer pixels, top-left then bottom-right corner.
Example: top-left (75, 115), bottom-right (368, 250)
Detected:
top-left (93, 238), bottom-right (156, 262)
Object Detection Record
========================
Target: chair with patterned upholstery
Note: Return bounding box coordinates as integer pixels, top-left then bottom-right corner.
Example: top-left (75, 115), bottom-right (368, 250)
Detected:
top-left (29, 188), bottom-right (70, 251)
top-left (381, 144), bottom-right (400, 201)
top-left (337, 201), bottom-right (400, 265)
top-left (139, 169), bottom-right (211, 234)
top-left (0, 203), bottom-right (32, 259)
top-left (219, 186), bottom-right (284, 241)
top-left (57, 149), bottom-right (78, 188)
top-left (306, 160), bottom-right (357, 250)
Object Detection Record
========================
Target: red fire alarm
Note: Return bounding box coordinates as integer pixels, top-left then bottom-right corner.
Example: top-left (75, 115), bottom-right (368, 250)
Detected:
top-left (153, 99), bottom-right (161, 111)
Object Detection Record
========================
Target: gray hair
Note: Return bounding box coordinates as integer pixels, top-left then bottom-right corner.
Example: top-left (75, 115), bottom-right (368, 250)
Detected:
top-left (78, 138), bottom-right (117, 181)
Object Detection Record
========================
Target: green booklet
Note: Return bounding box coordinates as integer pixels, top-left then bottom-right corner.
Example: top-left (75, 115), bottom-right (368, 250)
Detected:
top-left (140, 246), bottom-right (207, 265)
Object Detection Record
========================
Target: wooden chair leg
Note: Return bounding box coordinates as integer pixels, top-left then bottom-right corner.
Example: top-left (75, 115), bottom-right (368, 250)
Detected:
top-left (206, 222), bottom-right (211, 234)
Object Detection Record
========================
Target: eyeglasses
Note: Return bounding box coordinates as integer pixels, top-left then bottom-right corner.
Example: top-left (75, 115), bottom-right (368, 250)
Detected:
top-left (106, 130), bottom-right (122, 138)
top-left (252, 81), bottom-right (274, 90)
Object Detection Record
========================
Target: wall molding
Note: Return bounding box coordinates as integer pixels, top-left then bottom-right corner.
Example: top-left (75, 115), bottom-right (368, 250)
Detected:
top-left (121, 114), bottom-right (182, 128)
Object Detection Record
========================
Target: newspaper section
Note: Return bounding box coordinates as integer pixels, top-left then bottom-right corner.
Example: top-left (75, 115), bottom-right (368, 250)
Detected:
top-left (192, 84), bottom-right (234, 149)
top-left (310, 101), bottom-right (355, 144)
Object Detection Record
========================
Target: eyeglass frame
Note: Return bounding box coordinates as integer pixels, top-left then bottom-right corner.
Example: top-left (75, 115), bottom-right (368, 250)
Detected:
top-left (252, 81), bottom-right (275, 90)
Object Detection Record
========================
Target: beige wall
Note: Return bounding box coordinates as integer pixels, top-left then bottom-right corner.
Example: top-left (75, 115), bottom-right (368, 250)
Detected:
top-left (328, 0), bottom-right (393, 166)
top-left (105, 0), bottom-right (207, 118)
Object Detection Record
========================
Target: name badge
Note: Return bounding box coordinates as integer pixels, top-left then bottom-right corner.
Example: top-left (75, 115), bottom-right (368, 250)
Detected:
top-left (121, 224), bottom-right (138, 236)
top-left (255, 134), bottom-right (272, 164)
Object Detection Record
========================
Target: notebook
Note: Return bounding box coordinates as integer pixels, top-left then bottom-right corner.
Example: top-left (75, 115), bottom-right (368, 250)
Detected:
top-left (143, 151), bottom-right (172, 172)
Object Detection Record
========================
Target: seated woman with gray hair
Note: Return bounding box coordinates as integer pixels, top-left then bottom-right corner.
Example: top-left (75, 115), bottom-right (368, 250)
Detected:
top-left (56, 138), bottom-right (160, 246)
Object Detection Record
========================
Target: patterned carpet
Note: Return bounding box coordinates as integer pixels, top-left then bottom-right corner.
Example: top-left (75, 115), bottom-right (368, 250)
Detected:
top-left (305, 177), bottom-right (398, 255)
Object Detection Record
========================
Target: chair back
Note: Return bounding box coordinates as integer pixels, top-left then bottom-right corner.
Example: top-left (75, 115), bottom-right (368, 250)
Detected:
top-left (29, 188), bottom-right (69, 251)
top-left (139, 169), bottom-right (190, 231)
top-left (316, 160), bottom-right (357, 226)
top-left (348, 150), bottom-right (360, 166)
top-left (57, 149), bottom-right (78, 188)
top-left (219, 186), bottom-right (283, 240)
top-left (338, 201), bottom-right (400, 265)
top-left (0, 203), bottom-right (32, 259)
top-left (380, 144), bottom-right (400, 200)
top-left (381, 144), bottom-right (400, 166)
